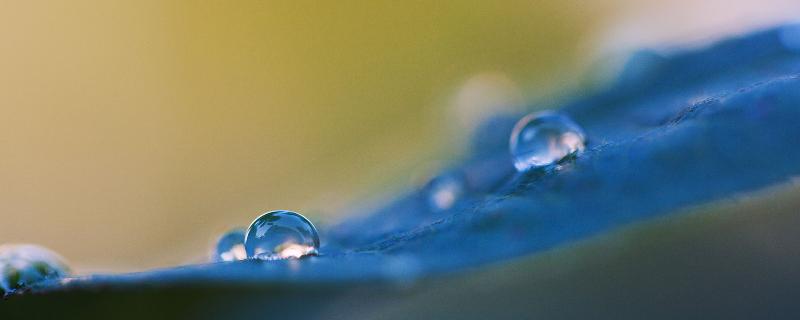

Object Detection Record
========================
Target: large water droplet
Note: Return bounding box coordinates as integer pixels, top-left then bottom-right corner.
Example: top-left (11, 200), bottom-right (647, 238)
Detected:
top-left (425, 171), bottom-right (467, 211)
top-left (0, 244), bottom-right (70, 295)
top-left (212, 228), bottom-right (247, 262)
top-left (509, 111), bottom-right (586, 171)
top-left (244, 210), bottom-right (320, 260)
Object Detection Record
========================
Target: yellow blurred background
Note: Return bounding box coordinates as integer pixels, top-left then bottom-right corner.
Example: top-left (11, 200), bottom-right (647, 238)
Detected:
top-left (1, 1), bottom-right (798, 272)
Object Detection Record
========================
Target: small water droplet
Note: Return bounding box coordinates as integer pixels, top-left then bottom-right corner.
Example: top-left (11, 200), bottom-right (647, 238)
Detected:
top-left (212, 228), bottom-right (247, 262)
top-left (0, 244), bottom-right (70, 294)
top-left (425, 171), bottom-right (467, 211)
top-left (779, 22), bottom-right (800, 52)
top-left (244, 210), bottom-right (320, 260)
top-left (509, 111), bottom-right (586, 171)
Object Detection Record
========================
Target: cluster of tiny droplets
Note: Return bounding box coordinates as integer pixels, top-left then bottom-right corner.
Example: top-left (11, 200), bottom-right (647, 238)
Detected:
top-left (0, 244), bottom-right (70, 295)
top-left (509, 111), bottom-right (586, 172)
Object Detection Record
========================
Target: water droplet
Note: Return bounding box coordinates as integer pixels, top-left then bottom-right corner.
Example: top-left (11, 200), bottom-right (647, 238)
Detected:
top-left (425, 171), bottom-right (467, 211)
top-left (244, 210), bottom-right (320, 260)
top-left (779, 22), bottom-right (800, 52)
top-left (509, 111), bottom-right (586, 171)
top-left (212, 228), bottom-right (247, 262)
top-left (0, 244), bottom-right (70, 294)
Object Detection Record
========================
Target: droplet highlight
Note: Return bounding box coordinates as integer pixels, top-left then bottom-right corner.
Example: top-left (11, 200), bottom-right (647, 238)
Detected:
top-left (0, 244), bottom-right (70, 295)
top-left (212, 228), bottom-right (247, 262)
top-left (509, 111), bottom-right (586, 171)
top-left (244, 210), bottom-right (320, 260)
top-left (425, 172), bottom-right (466, 211)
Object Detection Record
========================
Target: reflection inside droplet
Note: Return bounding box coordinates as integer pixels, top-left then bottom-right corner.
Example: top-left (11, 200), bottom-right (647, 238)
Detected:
top-left (212, 228), bottom-right (247, 262)
top-left (274, 243), bottom-right (317, 260)
top-left (0, 244), bottom-right (70, 295)
top-left (244, 210), bottom-right (320, 260)
top-left (509, 111), bottom-right (586, 172)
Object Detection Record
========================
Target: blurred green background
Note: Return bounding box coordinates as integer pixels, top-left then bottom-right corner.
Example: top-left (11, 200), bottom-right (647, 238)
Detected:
top-left (1, 1), bottom-right (798, 272)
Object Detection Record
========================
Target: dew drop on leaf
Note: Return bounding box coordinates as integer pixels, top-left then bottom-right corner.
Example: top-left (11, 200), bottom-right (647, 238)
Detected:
top-left (244, 210), bottom-right (320, 260)
top-left (509, 111), bottom-right (586, 172)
